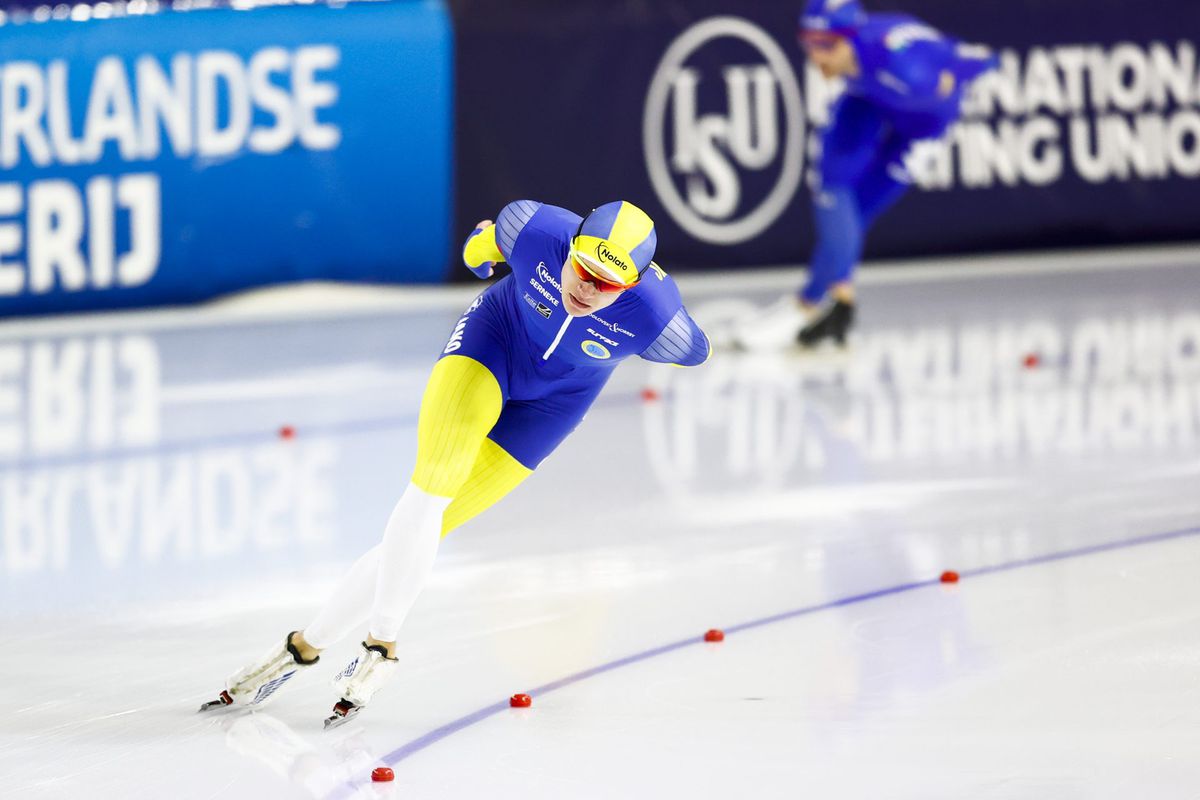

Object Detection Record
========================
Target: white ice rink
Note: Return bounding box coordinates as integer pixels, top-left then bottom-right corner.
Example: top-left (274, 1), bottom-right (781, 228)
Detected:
top-left (3, 248), bottom-right (1200, 799)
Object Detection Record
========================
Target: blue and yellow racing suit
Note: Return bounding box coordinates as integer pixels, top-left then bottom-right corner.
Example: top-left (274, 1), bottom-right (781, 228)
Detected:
top-left (418, 200), bottom-right (710, 535)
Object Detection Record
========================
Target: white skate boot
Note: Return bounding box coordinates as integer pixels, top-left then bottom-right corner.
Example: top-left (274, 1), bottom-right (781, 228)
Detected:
top-left (199, 631), bottom-right (319, 712)
top-left (731, 297), bottom-right (808, 351)
top-left (324, 642), bottom-right (399, 729)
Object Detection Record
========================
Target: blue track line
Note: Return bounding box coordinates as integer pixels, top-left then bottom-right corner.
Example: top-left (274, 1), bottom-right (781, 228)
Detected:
top-left (328, 522), bottom-right (1200, 800)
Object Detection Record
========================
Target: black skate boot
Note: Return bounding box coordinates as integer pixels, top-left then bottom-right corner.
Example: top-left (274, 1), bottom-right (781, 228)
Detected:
top-left (798, 299), bottom-right (855, 347)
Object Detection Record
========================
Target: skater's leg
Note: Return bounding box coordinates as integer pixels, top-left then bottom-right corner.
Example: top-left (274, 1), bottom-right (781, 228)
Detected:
top-left (816, 155), bottom-right (909, 309)
top-left (441, 437), bottom-right (532, 535)
top-left (364, 485), bottom-right (452, 646)
top-left (854, 129), bottom-right (915, 230)
top-left (367, 354), bottom-right (503, 646)
top-left (324, 371), bottom-right (611, 725)
top-left (305, 293), bottom-right (513, 655)
top-left (804, 184), bottom-right (863, 305)
top-left (325, 355), bottom-right (503, 722)
top-left (299, 545), bottom-right (381, 652)
top-left (351, 371), bottom-right (607, 656)
top-left (208, 298), bottom-right (513, 718)
top-left (735, 98), bottom-right (881, 351)
top-left (804, 96), bottom-right (884, 306)
top-left (439, 380), bottom-right (610, 536)
top-left (817, 134), bottom-right (913, 306)
top-left (298, 439), bottom-right (531, 652)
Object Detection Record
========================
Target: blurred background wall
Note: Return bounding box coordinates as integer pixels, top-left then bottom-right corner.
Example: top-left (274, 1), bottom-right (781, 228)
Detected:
top-left (0, 0), bottom-right (1197, 314)
top-left (452, 0), bottom-right (1200, 270)
top-left (0, 0), bottom-right (453, 315)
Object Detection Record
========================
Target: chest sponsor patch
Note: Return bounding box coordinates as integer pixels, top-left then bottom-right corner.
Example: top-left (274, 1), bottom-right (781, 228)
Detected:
top-left (589, 313), bottom-right (637, 339)
top-left (523, 293), bottom-right (554, 318)
top-left (536, 262), bottom-right (563, 291)
top-left (529, 277), bottom-right (560, 306)
top-left (581, 340), bottom-right (611, 360)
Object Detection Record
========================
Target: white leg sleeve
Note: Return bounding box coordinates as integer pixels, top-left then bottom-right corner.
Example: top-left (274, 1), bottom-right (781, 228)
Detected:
top-left (301, 544), bottom-right (381, 651)
top-left (368, 482), bottom-right (451, 643)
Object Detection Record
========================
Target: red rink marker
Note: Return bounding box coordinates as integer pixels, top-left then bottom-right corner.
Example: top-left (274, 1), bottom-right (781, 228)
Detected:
top-left (940, 570), bottom-right (960, 584)
top-left (640, 387), bottom-right (661, 402)
top-left (279, 425), bottom-right (296, 440)
top-left (704, 628), bottom-right (725, 643)
top-left (371, 767), bottom-right (394, 782)
top-left (1022, 353), bottom-right (1040, 369)
top-left (509, 693), bottom-right (532, 708)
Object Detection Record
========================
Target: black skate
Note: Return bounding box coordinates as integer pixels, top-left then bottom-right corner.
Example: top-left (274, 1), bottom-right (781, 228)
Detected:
top-left (798, 299), bottom-right (855, 347)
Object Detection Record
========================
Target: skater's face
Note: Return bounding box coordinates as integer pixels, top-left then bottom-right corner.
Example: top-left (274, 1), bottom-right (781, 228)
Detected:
top-left (561, 258), bottom-right (622, 317)
top-left (801, 33), bottom-right (857, 79)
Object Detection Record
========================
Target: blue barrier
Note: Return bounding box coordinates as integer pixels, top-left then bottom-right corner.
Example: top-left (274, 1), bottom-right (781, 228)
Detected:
top-left (0, 0), bottom-right (452, 316)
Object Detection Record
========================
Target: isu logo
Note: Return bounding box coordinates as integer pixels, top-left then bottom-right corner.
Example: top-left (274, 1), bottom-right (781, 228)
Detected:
top-left (643, 16), bottom-right (806, 245)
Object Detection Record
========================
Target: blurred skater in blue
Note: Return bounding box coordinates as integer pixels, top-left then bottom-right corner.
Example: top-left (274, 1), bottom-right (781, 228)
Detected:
top-left (735, 0), bottom-right (997, 350)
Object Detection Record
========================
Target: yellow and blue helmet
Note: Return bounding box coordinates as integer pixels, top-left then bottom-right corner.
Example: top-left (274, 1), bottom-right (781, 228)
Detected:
top-left (571, 201), bottom-right (657, 290)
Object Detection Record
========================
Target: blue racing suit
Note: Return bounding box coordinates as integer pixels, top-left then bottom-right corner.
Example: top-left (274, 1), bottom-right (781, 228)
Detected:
top-left (447, 200), bottom-right (710, 469)
top-left (804, 14), bottom-right (998, 303)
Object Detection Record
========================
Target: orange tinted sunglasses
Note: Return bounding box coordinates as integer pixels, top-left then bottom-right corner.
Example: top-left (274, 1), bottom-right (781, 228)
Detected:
top-left (570, 255), bottom-right (636, 293)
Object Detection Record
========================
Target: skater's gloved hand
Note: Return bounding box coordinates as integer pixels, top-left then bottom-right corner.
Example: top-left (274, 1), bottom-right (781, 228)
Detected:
top-left (463, 219), bottom-right (500, 279)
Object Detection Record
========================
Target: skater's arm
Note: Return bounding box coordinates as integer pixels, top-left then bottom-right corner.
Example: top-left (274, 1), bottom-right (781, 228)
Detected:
top-left (462, 199), bottom-right (545, 278)
top-left (877, 45), bottom-right (952, 108)
top-left (640, 306), bottom-right (711, 367)
top-left (952, 42), bottom-right (1000, 84)
top-left (462, 222), bottom-right (501, 278)
top-left (879, 39), bottom-right (998, 111)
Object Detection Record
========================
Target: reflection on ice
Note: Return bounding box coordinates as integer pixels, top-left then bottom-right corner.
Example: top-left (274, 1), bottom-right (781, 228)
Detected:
top-left (649, 304), bottom-right (1200, 495)
top-left (0, 334), bottom-right (160, 457)
top-left (2, 258), bottom-right (1200, 799)
top-left (2, 440), bottom-right (338, 575)
top-left (222, 712), bottom-right (393, 800)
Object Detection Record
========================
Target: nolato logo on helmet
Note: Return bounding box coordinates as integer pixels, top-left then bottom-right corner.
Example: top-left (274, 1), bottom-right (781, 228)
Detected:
top-left (595, 242), bottom-right (632, 275)
top-left (643, 16), bottom-right (806, 245)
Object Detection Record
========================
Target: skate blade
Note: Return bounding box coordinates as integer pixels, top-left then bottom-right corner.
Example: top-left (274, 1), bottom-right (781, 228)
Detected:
top-left (198, 690), bottom-right (235, 713)
top-left (323, 700), bottom-right (359, 730)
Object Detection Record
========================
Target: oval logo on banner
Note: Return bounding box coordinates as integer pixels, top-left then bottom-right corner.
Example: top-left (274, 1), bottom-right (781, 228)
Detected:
top-left (643, 16), bottom-right (806, 245)
top-left (581, 340), bottom-right (611, 359)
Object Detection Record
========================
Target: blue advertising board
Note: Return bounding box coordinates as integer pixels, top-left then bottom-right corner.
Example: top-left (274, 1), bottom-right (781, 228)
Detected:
top-left (0, 0), bottom-right (452, 315)
top-left (450, 0), bottom-right (1200, 275)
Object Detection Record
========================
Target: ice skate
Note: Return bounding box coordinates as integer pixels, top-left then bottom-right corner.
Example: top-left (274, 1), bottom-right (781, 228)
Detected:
top-left (731, 297), bottom-right (808, 351)
top-left (798, 299), bottom-right (855, 347)
top-left (199, 631), bottom-right (320, 712)
top-left (323, 642), bottom-right (399, 730)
